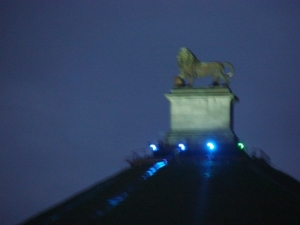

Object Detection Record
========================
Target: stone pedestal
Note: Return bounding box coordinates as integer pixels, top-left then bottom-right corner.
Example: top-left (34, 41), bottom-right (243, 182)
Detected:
top-left (165, 87), bottom-right (237, 146)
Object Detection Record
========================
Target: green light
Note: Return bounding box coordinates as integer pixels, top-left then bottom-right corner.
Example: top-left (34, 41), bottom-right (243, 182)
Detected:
top-left (237, 142), bottom-right (245, 150)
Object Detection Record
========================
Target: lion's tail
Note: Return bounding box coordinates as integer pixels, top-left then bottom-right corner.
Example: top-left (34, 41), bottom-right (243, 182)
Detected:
top-left (222, 62), bottom-right (234, 77)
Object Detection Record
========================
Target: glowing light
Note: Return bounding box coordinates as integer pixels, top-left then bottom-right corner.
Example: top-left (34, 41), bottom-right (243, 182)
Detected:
top-left (206, 142), bottom-right (215, 151)
top-left (178, 143), bottom-right (186, 151)
top-left (107, 193), bottom-right (128, 207)
top-left (238, 142), bottom-right (245, 150)
top-left (149, 144), bottom-right (158, 151)
top-left (88, 160), bottom-right (167, 220)
top-left (106, 160), bottom-right (167, 213)
top-left (142, 160), bottom-right (167, 180)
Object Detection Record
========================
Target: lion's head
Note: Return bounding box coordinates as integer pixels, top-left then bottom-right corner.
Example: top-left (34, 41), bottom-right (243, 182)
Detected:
top-left (177, 47), bottom-right (198, 70)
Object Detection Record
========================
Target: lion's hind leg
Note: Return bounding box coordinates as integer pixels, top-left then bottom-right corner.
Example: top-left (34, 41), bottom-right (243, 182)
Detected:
top-left (211, 73), bottom-right (220, 86)
top-left (218, 71), bottom-right (230, 85)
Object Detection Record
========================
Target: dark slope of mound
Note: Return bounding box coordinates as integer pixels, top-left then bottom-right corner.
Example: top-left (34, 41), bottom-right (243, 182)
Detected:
top-left (99, 155), bottom-right (300, 225)
top-left (22, 151), bottom-right (300, 225)
top-left (22, 164), bottom-right (155, 225)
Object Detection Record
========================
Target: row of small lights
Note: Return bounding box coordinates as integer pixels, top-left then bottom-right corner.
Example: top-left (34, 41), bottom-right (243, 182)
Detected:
top-left (149, 142), bottom-right (216, 152)
top-left (150, 142), bottom-right (245, 152)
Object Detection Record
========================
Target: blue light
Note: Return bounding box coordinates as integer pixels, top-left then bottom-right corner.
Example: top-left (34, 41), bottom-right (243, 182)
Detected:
top-left (149, 144), bottom-right (158, 151)
top-left (206, 142), bottom-right (215, 151)
top-left (92, 160), bottom-right (167, 219)
top-left (142, 160), bottom-right (167, 180)
top-left (178, 143), bottom-right (186, 151)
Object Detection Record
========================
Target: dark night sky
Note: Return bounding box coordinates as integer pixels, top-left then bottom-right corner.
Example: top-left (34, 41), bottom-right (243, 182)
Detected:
top-left (1, 1), bottom-right (300, 224)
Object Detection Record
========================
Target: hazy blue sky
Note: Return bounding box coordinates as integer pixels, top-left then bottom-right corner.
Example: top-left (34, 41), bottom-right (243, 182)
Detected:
top-left (1, 1), bottom-right (300, 224)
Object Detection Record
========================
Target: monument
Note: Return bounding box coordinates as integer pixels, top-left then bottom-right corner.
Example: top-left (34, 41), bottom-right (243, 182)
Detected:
top-left (21, 48), bottom-right (300, 225)
top-left (164, 48), bottom-right (237, 148)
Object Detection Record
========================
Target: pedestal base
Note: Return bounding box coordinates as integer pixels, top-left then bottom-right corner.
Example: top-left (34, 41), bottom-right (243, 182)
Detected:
top-left (165, 129), bottom-right (237, 146)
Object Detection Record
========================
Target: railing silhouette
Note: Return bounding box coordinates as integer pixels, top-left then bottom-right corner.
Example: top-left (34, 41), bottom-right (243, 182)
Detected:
top-left (250, 147), bottom-right (271, 164)
top-left (126, 148), bottom-right (160, 167)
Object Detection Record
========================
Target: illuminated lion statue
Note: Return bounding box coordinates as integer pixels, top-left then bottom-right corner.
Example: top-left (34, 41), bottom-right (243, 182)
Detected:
top-left (176, 47), bottom-right (234, 87)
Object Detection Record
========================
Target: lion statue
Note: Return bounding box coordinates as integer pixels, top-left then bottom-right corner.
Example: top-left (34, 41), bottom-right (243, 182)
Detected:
top-left (176, 47), bottom-right (234, 87)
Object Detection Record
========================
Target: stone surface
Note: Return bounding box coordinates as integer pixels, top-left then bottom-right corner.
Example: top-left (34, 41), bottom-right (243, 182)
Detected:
top-left (165, 87), bottom-right (237, 145)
